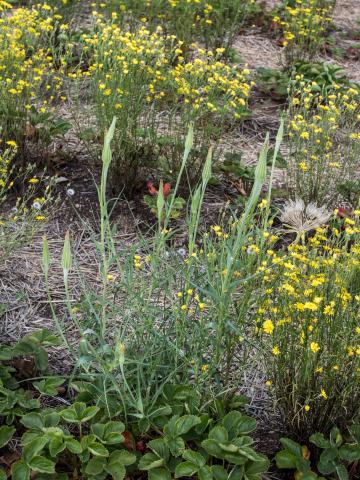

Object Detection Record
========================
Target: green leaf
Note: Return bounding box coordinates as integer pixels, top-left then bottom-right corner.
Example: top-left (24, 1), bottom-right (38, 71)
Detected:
top-left (87, 442), bottom-right (109, 457)
top-left (275, 450), bottom-right (297, 469)
top-left (149, 468), bottom-right (171, 480)
top-left (167, 436), bottom-right (185, 457)
top-left (66, 438), bottom-right (82, 454)
top-left (20, 413), bottom-right (44, 430)
top-left (182, 450), bottom-right (206, 467)
top-left (335, 464), bottom-right (349, 480)
top-left (175, 461), bottom-right (198, 477)
top-left (12, 460), bottom-right (30, 480)
top-left (339, 444), bottom-right (360, 462)
top-left (222, 412), bottom-right (257, 437)
top-left (81, 406), bottom-right (100, 423)
top-left (138, 453), bottom-right (165, 471)
top-left (0, 469), bottom-right (6, 480)
top-left (0, 425), bottom-right (15, 448)
top-left (28, 456), bottom-right (56, 474)
top-left (201, 439), bottom-right (224, 459)
top-left (105, 462), bottom-right (126, 480)
top-left (245, 454), bottom-right (270, 475)
top-left (175, 414), bottom-right (201, 435)
top-left (33, 347), bottom-right (49, 371)
top-left (33, 377), bottom-right (65, 396)
top-left (199, 466), bottom-right (213, 480)
top-left (280, 438), bottom-right (303, 458)
top-left (310, 433), bottom-right (330, 449)
top-left (49, 437), bottom-right (66, 457)
top-left (23, 437), bottom-right (49, 462)
top-left (148, 438), bottom-right (170, 461)
top-left (108, 450), bottom-right (136, 466)
top-left (208, 426), bottom-right (228, 443)
top-left (212, 465), bottom-right (228, 480)
top-left (85, 457), bottom-right (107, 475)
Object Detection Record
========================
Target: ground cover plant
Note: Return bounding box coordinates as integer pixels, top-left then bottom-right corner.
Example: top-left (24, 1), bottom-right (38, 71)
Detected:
top-left (1, 0), bottom-right (360, 479)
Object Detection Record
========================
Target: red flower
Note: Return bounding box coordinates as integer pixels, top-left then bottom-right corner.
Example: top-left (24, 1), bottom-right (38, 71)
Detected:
top-left (147, 180), bottom-right (157, 196)
top-left (147, 180), bottom-right (171, 199)
top-left (163, 183), bottom-right (171, 199)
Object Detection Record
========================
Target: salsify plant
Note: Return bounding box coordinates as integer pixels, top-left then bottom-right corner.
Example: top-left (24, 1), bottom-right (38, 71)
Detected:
top-left (42, 118), bottom-right (283, 426)
top-left (285, 79), bottom-right (360, 207)
top-left (257, 217), bottom-right (360, 440)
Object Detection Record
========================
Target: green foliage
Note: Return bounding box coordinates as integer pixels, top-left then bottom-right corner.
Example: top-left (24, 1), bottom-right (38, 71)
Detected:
top-left (276, 425), bottom-right (360, 480)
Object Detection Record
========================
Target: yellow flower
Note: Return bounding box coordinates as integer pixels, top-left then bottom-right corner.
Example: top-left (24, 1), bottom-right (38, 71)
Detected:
top-left (262, 319), bottom-right (274, 334)
top-left (304, 405), bottom-right (310, 412)
top-left (310, 342), bottom-right (320, 353)
top-left (29, 178), bottom-right (40, 184)
top-left (320, 389), bottom-right (328, 400)
top-left (272, 346), bottom-right (280, 356)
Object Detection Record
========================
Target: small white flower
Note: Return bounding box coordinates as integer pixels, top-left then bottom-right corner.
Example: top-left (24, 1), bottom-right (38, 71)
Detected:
top-left (177, 247), bottom-right (187, 257)
top-left (66, 188), bottom-right (75, 197)
top-left (32, 202), bottom-right (42, 210)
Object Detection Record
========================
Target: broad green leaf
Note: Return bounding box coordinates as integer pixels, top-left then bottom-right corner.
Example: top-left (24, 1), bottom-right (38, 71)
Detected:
top-left (244, 454), bottom-right (270, 475)
top-left (49, 437), bottom-right (66, 457)
top-left (33, 377), bottom-right (65, 396)
top-left (212, 465), bottom-right (228, 480)
top-left (80, 406), bottom-right (100, 423)
top-left (174, 415), bottom-right (201, 436)
top-left (199, 465), bottom-right (213, 480)
top-left (87, 442), bottom-right (109, 457)
top-left (167, 436), bottom-right (185, 457)
top-left (85, 457), bottom-right (107, 476)
top-left (175, 461), bottom-right (198, 477)
top-left (335, 464), bottom-right (349, 480)
top-left (33, 348), bottom-right (49, 371)
top-left (138, 453), bottom-right (164, 471)
top-left (28, 456), bottom-right (56, 474)
top-left (20, 412), bottom-right (44, 430)
top-left (66, 438), bottom-right (82, 454)
top-left (149, 468), bottom-right (171, 480)
top-left (339, 444), bottom-right (360, 462)
top-left (12, 460), bottom-right (30, 480)
top-left (222, 412), bottom-right (257, 438)
top-left (309, 433), bottom-right (330, 449)
top-left (209, 426), bottom-right (228, 443)
top-left (148, 438), bottom-right (170, 461)
top-left (275, 450), bottom-right (297, 469)
top-left (182, 449), bottom-right (206, 467)
top-left (23, 437), bottom-right (49, 462)
top-left (279, 438), bottom-right (303, 458)
top-left (108, 450), bottom-right (136, 466)
top-left (201, 439), bottom-right (224, 459)
top-left (0, 425), bottom-right (15, 448)
top-left (105, 462), bottom-right (126, 480)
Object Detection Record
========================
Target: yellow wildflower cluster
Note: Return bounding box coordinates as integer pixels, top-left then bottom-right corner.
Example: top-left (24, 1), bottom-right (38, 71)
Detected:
top-left (79, 17), bottom-right (252, 186)
top-left (287, 81), bottom-right (360, 206)
top-left (257, 226), bottom-right (360, 433)
top-left (95, 0), bottom-right (258, 49)
top-left (273, 0), bottom-right (335, 62)
top-left (169, 47), bottom-right (252, 119)
top-left (0, 2), bottom-right (66, 152)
